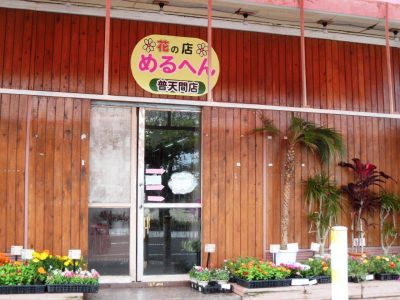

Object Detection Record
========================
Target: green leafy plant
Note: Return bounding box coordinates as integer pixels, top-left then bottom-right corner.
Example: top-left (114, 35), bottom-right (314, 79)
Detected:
top-left (348, 256), bottom-right (369, 282)
top-left (0, 262), bottom-right (44, 286)
top-left (188, 266), bottom-right (211, 282)
top-left (210, 268), bottom-right (230, 281)
top-left (256, 115), bottom-right (344, 249)
top-left (230, 258), bottom-right (291, 281)
top-left (302, 257), bottom-right (331, 277)
top-left (369, 255), bottom-right (400, 275)
top-left (379, 191), bottom-right (400, 254)
top-left (46, 269), bottom-right (100, 285)
top-left (181, 240), bottom-right (201, 252)
top-left (305, 173), bottom-right (342, 255)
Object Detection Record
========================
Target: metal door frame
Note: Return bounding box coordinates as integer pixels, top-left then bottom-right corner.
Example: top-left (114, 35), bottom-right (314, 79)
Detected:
top-left (136, 107), bottom-right (202, 282)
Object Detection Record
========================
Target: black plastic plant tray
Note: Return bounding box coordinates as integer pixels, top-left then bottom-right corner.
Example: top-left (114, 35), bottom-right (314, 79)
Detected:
top-left (0, 285), bottom-right (46, 294)
top-left (235, 277), bottom-right (292, 288)
top-left (47, 284), bottom-right (99, 293)
top-left (375, 274), bottom-right (400, 281)
top-left (315, 276), bottom-right (331, 284)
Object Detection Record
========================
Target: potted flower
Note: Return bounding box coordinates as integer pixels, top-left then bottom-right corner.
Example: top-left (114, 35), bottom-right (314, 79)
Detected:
top-left (348, 256), bottom-right (368, 283)
top-left (193, 267), bottom-right (210, 287)
top-left (369, 255), bottom-right (400, 280)
top-left (234, 258), bottom-right (292, 288)
top-left (303, 257), bottom-right (331, 283)
top-left (212, 268), bottom-right (230, 285)
top-left (305, 173), bottom-right (342, 255)
top-left (0, 261), bottom-right (46, 294)
top-left (46, 269), bottom-right (100, 293)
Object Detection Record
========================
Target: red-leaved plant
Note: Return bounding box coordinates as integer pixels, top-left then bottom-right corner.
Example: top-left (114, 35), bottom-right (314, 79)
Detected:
top-left (338, 158), bottom-right (395, 252)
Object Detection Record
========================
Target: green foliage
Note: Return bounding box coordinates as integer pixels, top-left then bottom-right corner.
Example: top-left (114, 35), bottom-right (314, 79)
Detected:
top-left (46, 269), bottom-right (100, 285)
top-left (305, 173), bottom-right (342, 253)
top-left (224, 257), bottom-right (291, 281)
top-left (290, 116), bottom-right (345, 163)
top-left (381, 191), bottom-right (400, 212)
top-left (379, 191), bottom-right (400, 253)
top-left (302, 257), bottom-right (331, 277)
top-left (210, 268), bottom-right (230, 281)
top-left (188, 266), bottom-right (211, 281)
top-left (0, 262), bottom-right (43, 285)
top-left (182, 240), bottom-right (201, 252)
top-left (348, 256), bottom-right (369, 281)
top-left (369, 255), bottom-right (400, 275)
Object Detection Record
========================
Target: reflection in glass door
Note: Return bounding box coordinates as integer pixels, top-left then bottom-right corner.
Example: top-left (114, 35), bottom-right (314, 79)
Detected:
top-left (138, 108), bottom-right (201, 279)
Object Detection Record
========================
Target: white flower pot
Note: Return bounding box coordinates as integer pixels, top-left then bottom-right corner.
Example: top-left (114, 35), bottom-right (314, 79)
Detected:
top-left (274, 250), bottom-right (298, 265)
top-left (198, 281), bottom-right (208, 287)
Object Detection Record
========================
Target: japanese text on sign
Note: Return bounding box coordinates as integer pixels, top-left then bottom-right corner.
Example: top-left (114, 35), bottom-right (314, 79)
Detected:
top-left (131, 35), bottom-right (220, 96)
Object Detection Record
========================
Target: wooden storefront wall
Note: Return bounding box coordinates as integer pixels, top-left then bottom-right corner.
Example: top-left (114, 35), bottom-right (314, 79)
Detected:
top-left (0, 7), bottom-right (400, 264)
top-left (202, 107), bottom-right (400, 267)
top-left (0, 95), bottom-right (90, 255)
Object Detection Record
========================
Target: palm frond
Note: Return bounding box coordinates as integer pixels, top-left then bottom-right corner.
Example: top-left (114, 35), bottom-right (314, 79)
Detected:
top-left (289, 116), bottom-right (345, 163)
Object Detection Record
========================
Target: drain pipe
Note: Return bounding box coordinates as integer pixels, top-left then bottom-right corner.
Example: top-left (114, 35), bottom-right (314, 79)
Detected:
top-left (23, 98), bottom-right (32, 248)
top-left (103, 0), bottom-right (111, 95)
top-left (207, 0), bottom-right (213, 102)
top-left (385, 2), bottom-right (395, 114)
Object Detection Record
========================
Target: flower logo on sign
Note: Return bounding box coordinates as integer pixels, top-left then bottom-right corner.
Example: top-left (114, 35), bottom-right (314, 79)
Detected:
top-left (196, 43), bottom-right (208, 57)
top-left (168, 171), bottom-right (198, 195)
top-left (142, 38), bottom-right (156, 53)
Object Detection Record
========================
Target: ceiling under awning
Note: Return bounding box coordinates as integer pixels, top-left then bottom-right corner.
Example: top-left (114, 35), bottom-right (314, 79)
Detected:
top-left (6, 0), bottom-right (400, 39)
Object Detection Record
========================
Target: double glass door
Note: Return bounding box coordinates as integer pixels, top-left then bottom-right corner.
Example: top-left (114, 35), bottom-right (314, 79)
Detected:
top-left (89, 106), bottom-right (201, 281)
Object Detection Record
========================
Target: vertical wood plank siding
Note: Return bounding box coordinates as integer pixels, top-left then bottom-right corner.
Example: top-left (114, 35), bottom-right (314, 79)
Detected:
top-left (202, 107), bottom-right (400, 267)
top-left (0, 95), bottom-right (90, 255)
top-left (1, 8), bottom-right (400, 263)
top-left (0, 8), bottom-right (399, 113)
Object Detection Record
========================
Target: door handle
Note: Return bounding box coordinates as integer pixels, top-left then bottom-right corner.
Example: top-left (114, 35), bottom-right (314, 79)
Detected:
top-left (144, 215), bottom-right (151, 235)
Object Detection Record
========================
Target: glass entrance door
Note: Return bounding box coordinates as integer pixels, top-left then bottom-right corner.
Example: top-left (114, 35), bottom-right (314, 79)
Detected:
top-left (137, 108), bottom-right (201, 280)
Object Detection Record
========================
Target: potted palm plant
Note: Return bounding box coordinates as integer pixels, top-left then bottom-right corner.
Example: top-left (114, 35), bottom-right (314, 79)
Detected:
top-left (305, 173), bottom-right (342, 255)
top-left (257, 114), bottom-right (344, 258)
top-left (379, 191), bottom-right (400, 255)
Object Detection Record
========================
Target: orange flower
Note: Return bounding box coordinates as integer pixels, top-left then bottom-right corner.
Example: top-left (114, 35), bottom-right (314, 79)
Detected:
top-left (389, 262), bottom-right (396, 269)
top-left (37, 267), bottom-right (46, 275)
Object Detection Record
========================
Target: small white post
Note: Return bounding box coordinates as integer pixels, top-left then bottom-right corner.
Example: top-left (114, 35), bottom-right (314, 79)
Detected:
top-left (331, 226), bottom-right (348, 300)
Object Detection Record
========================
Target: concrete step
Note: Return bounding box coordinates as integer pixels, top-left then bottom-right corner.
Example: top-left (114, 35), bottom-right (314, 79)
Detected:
top-left (86, 286), bottom-right (241, 300)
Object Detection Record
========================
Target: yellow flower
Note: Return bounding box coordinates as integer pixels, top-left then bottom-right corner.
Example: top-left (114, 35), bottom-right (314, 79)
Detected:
top-left (64, 260), bottom-right (71, 267)
top-left (376, 256), bottom-right (381, 260)
top-left (33, 252), bottom-right (40, 259)
top-left (40, 252), bottom-right (49, 260)
top-left (383, 257), bottom-right (390, 262)
top-left (32, 258), bottom-right (39, 263)
top-left (363, 260), bottom-right (369, 264)
top-left (62, 256), bottom-right (68, 261)
top-left (323, 266), bottom-right (328, 272)
top-left (37, 267), bottom-right (46, 275)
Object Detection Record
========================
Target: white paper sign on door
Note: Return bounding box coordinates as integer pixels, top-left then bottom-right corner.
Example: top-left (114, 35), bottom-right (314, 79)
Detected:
top-left (146, 175), bottom-right (162, 185)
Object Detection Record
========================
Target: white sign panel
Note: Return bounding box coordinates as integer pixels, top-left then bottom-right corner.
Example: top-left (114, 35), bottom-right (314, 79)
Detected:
top-left (168, 172), bottom-right (197, 194)
top-left (10, 245), bottom-right (23, 255)
top-left (68, 249), bottom-right (82, 260)
top-left (269, 244), bottom-right (280, 253)
top-left (205, 244), bottom-right (216, 253)
top-left (21, 249), bottom-right (34, 260)
top-left (146, 175), bottom-right (162, 185)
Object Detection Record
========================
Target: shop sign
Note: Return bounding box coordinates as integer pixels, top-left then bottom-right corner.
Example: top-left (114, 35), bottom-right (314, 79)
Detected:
top-left (131, 34), bottom-right (220, 96)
